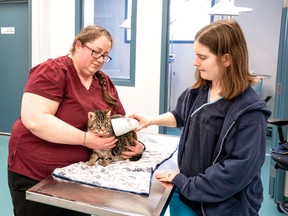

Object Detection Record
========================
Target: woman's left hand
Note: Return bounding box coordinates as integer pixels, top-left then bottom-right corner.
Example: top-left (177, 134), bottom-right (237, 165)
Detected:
top-left (155, 172), bottom-right (178, 188)
top-left (120, 140), bottom-right (145, 159)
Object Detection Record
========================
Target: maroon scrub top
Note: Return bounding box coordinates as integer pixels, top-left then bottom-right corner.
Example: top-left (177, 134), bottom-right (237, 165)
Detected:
top-left (8, 55), bottom-right (125, 181)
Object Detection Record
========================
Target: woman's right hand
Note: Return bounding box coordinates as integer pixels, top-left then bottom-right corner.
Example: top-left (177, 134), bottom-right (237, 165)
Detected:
top-left (85, 131), bottom-right (118, 150)
top-left (128, 112), bottom-right (177, 129)
top-left (127, 113), bottom-right (152, 131)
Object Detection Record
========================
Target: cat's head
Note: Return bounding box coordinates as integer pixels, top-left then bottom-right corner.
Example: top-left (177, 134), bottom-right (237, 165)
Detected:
top-left (87, 109), bottom-right (113, 134)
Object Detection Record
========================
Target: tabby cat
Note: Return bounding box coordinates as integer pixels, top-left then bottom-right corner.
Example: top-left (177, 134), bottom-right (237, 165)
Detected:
top-left (86, 109), bottom-right (141, 166)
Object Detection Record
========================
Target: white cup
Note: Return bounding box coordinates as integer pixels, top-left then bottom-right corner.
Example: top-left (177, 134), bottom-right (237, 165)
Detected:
top-left (111, 118), bottom-right (140, 136)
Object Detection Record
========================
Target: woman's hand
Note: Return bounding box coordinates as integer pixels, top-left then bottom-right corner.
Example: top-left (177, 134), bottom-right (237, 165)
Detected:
top-left (155, 172), bottom-right (178, 188)
top-left (120, 140), bottom-right (145, 159)
top-left (127, 113), bottom-right (152, 131)
top-left (127, 112), bottom-right (177, 130)
top-left (85, 131), bottom-right (118, 150)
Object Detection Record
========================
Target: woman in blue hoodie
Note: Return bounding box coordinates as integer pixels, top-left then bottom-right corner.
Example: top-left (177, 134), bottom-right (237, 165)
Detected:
top-left (130, 19), bottom-right (271, 215)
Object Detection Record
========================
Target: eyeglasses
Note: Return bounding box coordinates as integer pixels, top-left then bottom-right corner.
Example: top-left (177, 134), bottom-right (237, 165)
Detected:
top-left (84, 44), bottom-right (112, 63)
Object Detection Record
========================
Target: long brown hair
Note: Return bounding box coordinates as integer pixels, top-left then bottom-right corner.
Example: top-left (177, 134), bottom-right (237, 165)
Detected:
top-left (95, 71), bottom-right (118, 107)
top-left (193, 19), bottom-right (257, 100)
top-left (70, 25), bottom-right (118, 108)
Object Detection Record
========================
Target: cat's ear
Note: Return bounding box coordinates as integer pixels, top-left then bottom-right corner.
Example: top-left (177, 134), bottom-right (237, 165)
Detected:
top-left (106, 109), bottom-right (112, 117)
top-left (88, 112), bottom-right (95, 120)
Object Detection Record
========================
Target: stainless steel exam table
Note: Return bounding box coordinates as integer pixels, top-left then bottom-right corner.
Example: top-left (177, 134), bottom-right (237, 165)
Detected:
top-left (26, 133), bottom-right (180, 216)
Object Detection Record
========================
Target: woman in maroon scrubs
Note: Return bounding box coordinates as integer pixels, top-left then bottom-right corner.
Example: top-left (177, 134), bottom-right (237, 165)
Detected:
top-left (8, 25), bottom-right (144, 216)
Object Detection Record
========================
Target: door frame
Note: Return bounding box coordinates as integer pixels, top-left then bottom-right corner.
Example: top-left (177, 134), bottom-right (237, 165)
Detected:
top-left (159, 0), bottom-right (170, 134)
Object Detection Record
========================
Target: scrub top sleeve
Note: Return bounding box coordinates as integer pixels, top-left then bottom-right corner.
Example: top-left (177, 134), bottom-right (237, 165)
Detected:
top-left (24, 59), bottom-right (66, 103)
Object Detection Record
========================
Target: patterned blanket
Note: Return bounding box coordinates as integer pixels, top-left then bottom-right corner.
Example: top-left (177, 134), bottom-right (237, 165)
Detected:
top-left (52, 136), bottom-right (178, 196)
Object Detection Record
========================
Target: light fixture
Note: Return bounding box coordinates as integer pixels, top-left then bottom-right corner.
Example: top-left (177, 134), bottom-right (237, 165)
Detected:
top-left (208, 0), bottom-right (239, 16)
top-left (119, 16), bottom-right (131, 29)
top-left (236, 6), bottom-right (253, 13)
top-left (208, 0), bottom-right (253, 17)
top-left (208, 0), bottom-right (253, 16)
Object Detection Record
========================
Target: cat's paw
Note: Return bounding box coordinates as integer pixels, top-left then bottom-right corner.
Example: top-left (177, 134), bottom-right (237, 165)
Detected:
top-left (85, 160), bottom-right (95, 166)
top-left (98, 161), bottom-right (109, 167)
top-left (98, 157), bottom-right (113, 167)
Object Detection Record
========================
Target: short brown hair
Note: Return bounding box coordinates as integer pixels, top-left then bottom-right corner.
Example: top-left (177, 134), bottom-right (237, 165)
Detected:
top-left (193, 19), bottom-right (257, 100)
top-left (70, 25), bottom-right (113, 54)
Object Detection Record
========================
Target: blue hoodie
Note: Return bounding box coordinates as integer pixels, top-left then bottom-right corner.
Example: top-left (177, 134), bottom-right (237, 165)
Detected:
top-left (171, 86), bottom-right (271, 216)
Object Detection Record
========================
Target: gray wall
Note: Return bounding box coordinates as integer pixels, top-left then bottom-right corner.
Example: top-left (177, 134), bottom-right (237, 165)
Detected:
top-left (168, 0), bottom-right (282, 115)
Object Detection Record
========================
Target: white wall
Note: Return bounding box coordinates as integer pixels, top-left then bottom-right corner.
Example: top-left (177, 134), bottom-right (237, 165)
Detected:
top-left (31, 0), bottom-right (75, 66)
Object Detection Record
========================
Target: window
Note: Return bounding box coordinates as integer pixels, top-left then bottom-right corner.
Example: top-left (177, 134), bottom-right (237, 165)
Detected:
top-left (80, 0), bottom-right (136, 86)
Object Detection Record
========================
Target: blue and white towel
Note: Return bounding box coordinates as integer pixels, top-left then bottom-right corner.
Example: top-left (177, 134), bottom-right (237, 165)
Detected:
top-left (52, 136), bottom-right (178, 196)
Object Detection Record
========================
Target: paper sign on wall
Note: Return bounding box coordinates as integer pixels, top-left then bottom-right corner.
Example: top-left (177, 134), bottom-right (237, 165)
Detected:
top-left (1, 27), bottom-right (15, 34)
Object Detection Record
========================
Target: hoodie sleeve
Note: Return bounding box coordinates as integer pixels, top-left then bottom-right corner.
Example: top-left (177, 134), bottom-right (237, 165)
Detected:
top-left (172, 109), bottom-right (268, 203)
